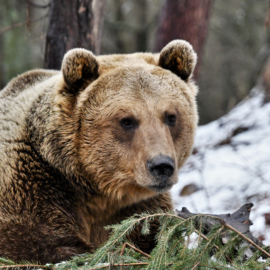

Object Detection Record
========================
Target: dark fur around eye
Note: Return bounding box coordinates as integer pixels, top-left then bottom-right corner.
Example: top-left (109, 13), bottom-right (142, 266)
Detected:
top-left (120, 118), bottom-right (137, 130)
top-left (166, 114), bottom-right (176, 127)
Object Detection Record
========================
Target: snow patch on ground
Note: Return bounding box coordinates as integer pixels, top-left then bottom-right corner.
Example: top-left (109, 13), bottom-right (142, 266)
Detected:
top-left (171, 89), bottom-right (270, 244)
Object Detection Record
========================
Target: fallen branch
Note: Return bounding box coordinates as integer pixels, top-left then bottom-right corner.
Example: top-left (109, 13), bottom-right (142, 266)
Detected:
top-left (176, 203), bottom-right (256, 241)
top-left (176, 203), bottom-right (270, 259)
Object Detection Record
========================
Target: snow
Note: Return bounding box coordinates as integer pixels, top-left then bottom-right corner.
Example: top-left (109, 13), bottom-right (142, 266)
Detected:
top-left (171, 89), bottom-right (270, 244)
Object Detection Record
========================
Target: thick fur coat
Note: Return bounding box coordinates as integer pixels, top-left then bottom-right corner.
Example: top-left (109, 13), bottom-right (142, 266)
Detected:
top-left (0, 40), bottom-right (198, 263)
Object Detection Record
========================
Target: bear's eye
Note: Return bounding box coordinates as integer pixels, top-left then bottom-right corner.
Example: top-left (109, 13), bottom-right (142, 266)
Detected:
top-left (166, 114), bottom-right (176, 126)
top-left (120, 118), bottom-right (135, 130)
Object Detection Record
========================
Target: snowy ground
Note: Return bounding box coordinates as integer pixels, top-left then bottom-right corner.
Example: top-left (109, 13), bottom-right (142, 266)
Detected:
top-left (171, 88), bottom-right (270, 244)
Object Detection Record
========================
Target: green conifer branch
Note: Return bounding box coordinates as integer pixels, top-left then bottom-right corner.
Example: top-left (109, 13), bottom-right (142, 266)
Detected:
top-left (1, 209), bottom-right (269, 269)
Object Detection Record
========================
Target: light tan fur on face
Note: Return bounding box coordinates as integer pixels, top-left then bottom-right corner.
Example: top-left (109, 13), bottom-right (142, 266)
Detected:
top-left (75, 60), bottom-right (198, 208)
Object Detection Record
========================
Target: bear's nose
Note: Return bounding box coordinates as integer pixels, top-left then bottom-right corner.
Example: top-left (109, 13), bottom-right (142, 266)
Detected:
top-left (147, 156), bottom-right (175, 181)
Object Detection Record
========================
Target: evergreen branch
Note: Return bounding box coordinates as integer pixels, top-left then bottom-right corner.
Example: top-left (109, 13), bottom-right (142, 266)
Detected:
top-left (91, 219), bottom-right (139, 265)
top-left (197, 233), bottom-right (234, 265)
top-left (1, 206), bottom-right (268, 269)
top-left (0, 258), bottom-right (15, 266)
top-left (192, 225), bottom-right (225, 267)
top-left (193, 216), bottom-right (203, 256)
top-left (234, 244), bottom-right (252, 264)
top-left (262, 259), bottom-right (270, 268)
top-left (217, 234), bottom-right (240, 261)
top-left (207, 260), bottom-right (235, 270)
top-left (225, 223), bottom-right (270, 258)
top-left (176, 216), bottom-right (234, 264)
top-left (146, 214), bottom-right (200, 270)
top-left (158, 216), bottom-right (193, 261)
top-left (168, 236), bottom-right (186, 257)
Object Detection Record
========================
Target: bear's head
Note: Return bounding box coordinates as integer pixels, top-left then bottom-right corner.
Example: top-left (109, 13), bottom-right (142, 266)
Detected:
top-left (50, 40), bottom-right (198, 205)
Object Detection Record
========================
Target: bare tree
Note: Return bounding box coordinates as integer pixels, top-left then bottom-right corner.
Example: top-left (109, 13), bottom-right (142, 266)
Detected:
top-left (154, 0), bottom-right (212, 79)
top-left (44, 0), bottom-right (106, 70)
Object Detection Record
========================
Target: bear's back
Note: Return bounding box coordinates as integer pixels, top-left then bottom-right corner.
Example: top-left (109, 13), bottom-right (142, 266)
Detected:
top-left (1, 69), bottom-right (59, 99)
top-left (0, 70), bottom-right (60, 181)
top-left (0, 69), bottom-right (60, 134)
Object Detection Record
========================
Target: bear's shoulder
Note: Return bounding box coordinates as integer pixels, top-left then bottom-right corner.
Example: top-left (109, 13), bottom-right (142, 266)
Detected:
top-left (1, 69), bottom-right (59, 99)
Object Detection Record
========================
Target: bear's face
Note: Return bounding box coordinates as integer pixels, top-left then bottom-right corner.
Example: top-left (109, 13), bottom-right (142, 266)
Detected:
top-left (58, 40), bottom-right (198, 204)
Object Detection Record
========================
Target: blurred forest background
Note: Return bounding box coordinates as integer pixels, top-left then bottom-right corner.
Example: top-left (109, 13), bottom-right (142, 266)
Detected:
top-left (0, 0), bottom-right (270, 124)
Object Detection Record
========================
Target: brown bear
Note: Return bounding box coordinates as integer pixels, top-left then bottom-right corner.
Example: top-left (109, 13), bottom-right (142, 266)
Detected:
top-left (0, 40), bottom-right (198, 264)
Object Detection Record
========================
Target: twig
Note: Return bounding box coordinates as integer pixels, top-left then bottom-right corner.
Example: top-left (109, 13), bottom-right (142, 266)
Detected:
top-left (88, 262), bottom-right (176, 270)
top-left (119, 243), bottom-right (127, 270)
top-left (0, 21), bottom-right (25, 34)
top-left (120, 242), bottom-right (127, 256)
top-left (191, 261), bottom-right (200, 270)
top-left (0, 264), bottom-right (48, 269)
top-left (83, 262), bottom-right (149, 269)
top-left (265, 0), bottom-right (270, 28)
top-left (26, 3), bottom-right (31, 30)
top-left (120, 242), bottom-right (151, 258)
top-left (24, 0), bottom-right (51, 8)
top-left (0, 13), bottom-right (48, 35)
top-left (193, 216), bottom-right (203, 256)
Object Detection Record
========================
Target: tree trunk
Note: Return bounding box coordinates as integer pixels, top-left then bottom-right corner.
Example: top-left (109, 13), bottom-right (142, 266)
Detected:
top-left (135, 0), bottom-right (147, 52)
top-left (154, 0), bottom-right (212, 80)
top-left (258, 55), bottom-right (270, 103)
top-left (44, 0), bottom-right (106, 70)
top-left (92, 0), bottom-right (107, 55)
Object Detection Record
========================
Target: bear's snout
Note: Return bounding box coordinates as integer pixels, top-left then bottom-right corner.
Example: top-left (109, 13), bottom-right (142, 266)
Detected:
top-left (147, 155), bottom-right (175, 182)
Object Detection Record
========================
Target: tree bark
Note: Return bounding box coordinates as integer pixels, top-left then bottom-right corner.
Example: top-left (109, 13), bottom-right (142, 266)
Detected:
top-left (154, 0), bottom-right (212, 80)
top-left (260, 55), bottom-right (270, 103)
top-left (92, 0), bottom-right (107, 55)
top-left (44, 0), bottom-right (106, 70)
top-left (135, 0), bottom-right (147, 52)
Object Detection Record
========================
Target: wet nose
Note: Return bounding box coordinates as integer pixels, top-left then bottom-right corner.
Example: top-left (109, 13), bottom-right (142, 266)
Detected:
top-left (147, 156), bottom-right (175, 180)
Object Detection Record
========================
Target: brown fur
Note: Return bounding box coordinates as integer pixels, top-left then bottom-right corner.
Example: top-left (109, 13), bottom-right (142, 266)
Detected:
top-left (0, 40), bottom-right (198, 264)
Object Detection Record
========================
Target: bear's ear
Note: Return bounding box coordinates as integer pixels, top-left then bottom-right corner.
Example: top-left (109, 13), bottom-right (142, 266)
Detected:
top-left (158, 40), bottom-right (197, 81)
top-left (61, 48), bottom-right (99, 93)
